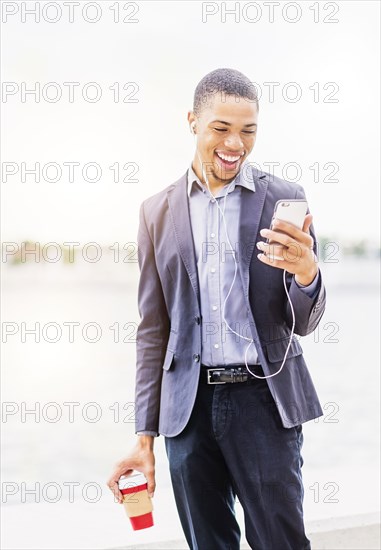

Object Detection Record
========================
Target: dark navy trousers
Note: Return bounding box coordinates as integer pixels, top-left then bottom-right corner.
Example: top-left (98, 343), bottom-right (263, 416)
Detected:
top-left (164, 368), bottom-right (311, 550)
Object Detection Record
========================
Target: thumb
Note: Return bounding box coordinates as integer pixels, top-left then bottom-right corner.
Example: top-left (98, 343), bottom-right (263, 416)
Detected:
top-left (145, 470), bottom-right (156, 498)
top-left (302, 213), bottom-right (313, 233)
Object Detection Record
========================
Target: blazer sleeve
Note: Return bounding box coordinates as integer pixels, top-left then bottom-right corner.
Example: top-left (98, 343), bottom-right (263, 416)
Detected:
top-left (134, 201), bottom-right (170, 435)
top-left (284, 186), bottom-right (327, 336)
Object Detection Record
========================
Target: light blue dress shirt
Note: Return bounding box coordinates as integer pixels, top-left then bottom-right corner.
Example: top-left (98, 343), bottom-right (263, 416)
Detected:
top-left (187, 162), bottom-right (261, 366)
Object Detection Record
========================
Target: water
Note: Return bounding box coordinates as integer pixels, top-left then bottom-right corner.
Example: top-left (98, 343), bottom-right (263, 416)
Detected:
top-left (1, 258), bottom-right (380, 533)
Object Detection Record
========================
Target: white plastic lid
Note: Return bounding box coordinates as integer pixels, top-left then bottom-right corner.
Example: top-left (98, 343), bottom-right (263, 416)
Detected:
top-left (118, 471), bottom-right (147, 490)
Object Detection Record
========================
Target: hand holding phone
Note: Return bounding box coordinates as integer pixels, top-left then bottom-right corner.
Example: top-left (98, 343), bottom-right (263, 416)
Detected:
top-left (257, 198), bottom-right (318, 285)
top-left (258, 199), bottom-right (308, 261)
top-left (267, 199), bottom-right (308, 245)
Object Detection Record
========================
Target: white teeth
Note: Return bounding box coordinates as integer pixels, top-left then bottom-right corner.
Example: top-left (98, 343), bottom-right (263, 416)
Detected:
top-left (217, 152), bottom-right (242, 162)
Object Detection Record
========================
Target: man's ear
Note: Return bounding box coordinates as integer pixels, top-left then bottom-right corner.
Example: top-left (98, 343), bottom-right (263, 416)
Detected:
top-left (187, 111), bottom-right (197, 135)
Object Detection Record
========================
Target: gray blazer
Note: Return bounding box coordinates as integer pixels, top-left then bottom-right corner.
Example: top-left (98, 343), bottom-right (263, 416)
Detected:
top-left (134, 167), bottom-right (326, 437)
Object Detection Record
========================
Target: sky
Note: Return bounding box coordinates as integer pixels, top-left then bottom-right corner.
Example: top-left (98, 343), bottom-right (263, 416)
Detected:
top-left (1, 0), bottom-right (380, 246)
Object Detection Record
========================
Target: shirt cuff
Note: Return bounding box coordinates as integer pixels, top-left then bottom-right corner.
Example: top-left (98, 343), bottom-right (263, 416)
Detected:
top-left (136, 431), bottom-right (159, 437)
top-left (294, 270), bottom-right (320, 298)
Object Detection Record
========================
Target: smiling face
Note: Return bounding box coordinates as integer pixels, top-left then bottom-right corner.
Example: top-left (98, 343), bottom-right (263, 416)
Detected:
top-left (188, 93), bottom-right (258, 190)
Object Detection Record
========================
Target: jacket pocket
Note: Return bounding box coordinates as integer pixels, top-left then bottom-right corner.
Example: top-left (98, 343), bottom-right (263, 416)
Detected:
top-left (162, 329), bottom-right (177, 370)
top-left (264, 337), bottom-right (303, 363)
top-left (162, 348), bottom-right (175, 371)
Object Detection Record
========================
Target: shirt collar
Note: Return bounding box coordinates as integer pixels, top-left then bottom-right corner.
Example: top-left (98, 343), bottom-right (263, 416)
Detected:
top-left (187, 161), bottom-right (256, 198)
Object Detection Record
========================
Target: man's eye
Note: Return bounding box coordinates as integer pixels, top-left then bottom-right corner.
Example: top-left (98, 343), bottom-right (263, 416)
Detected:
top-left (213, 128), bottom-right (256, 134)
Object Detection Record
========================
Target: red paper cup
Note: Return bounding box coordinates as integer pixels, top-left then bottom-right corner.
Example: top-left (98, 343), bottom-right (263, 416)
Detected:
top-left (119, 472), bottom-right (154, 530)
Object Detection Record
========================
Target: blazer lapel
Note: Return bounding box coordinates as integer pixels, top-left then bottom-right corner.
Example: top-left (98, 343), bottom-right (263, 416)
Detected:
top-left (167, 172), bottom-right (200, 307)
top-left (238, 175), bottom-right (268, 295)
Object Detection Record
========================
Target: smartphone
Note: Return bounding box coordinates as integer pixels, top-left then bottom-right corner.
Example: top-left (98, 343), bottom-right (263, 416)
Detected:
top-left (271, 199), bottom-right (308, 230)
top-left (266, 199), bottom-right (308, 246)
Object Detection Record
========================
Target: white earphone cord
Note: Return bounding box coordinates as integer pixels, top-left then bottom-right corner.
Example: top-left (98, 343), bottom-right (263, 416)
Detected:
top-left (196, 147), bottom-right (295, 380)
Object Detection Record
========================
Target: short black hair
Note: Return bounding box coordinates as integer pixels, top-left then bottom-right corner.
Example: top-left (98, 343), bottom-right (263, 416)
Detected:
top-left (193, 68), bottom-right (259, 115)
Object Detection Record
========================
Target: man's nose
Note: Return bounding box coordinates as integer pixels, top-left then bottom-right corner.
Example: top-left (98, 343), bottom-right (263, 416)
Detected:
top-left (224, 134), bottom-right (244, 150)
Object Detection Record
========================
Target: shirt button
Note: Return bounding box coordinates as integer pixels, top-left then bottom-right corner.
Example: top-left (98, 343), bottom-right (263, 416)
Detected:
top-left (210, 232), bottom-right (216, 238)
top-left (212, 305), bottom-right (218, 311)
top-left (214, 343), bottom-right (219, 349)
top-left (211, 199), bottom-right (216, 203)
top-left (193, 353), bottom-right (200, 362)
top-left (210, 267), bottom-right (216, 274)
top-left (194, 316), bottom-right (201, 325)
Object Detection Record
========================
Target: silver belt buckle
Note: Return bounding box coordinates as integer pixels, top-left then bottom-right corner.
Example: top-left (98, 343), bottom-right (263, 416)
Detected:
top-left (206, 368), bottom-right (226, 384)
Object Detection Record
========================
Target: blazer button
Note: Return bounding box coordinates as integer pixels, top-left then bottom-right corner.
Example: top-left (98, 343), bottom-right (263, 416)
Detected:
top-left (194, 316), bottom-right (201, 325)
top-left (193, 353), bottom-right (200, 363)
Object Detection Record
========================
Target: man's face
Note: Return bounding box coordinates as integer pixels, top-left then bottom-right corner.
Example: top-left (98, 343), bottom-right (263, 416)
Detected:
top-left (188, 93), bottom-right (258, 187)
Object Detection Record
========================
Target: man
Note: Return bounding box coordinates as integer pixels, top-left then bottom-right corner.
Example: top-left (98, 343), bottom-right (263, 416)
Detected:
top-left (107, 68), bottom-right (326, 550)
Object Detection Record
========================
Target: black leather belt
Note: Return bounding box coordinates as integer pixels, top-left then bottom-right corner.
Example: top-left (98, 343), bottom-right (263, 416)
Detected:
top-left (200, 364), bottom-right (264, 384)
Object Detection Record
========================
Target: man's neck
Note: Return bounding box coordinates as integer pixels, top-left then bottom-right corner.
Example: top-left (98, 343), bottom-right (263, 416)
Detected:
top-left (191, 161), bottom-right (236, 195)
